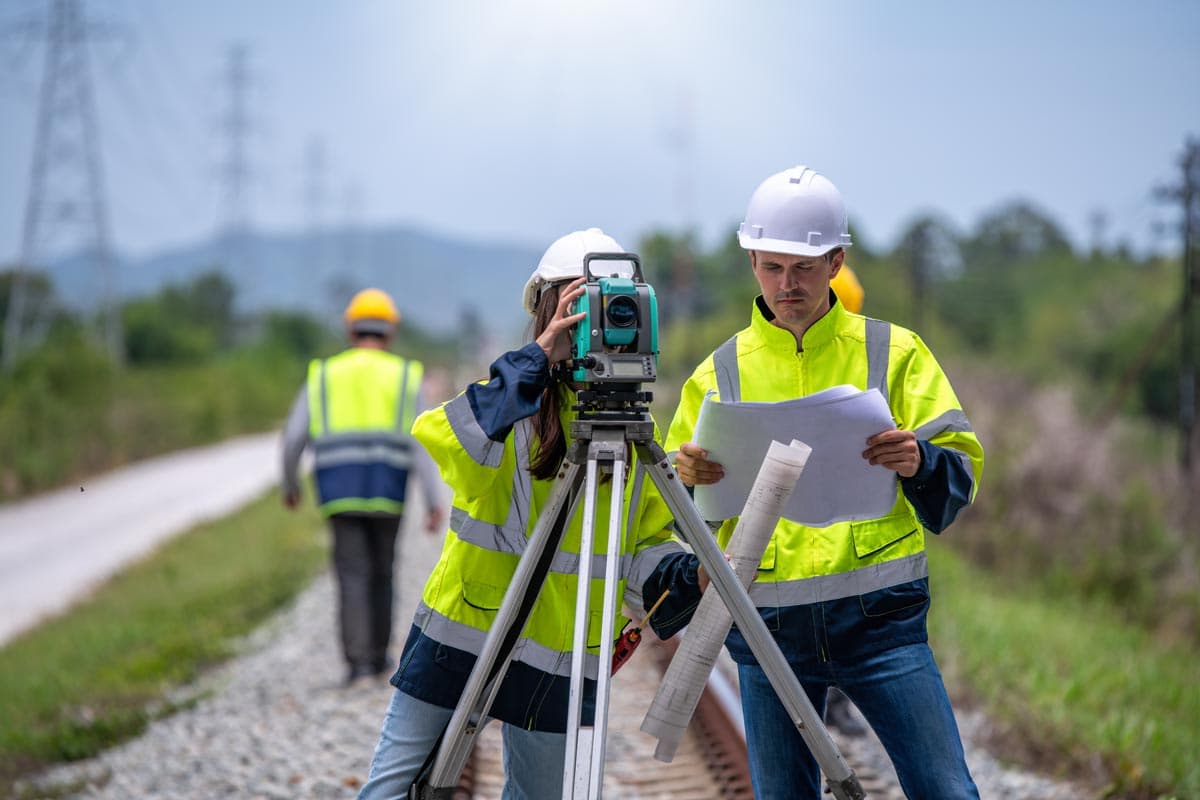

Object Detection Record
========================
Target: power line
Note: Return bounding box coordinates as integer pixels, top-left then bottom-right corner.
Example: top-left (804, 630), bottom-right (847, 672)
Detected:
top-left (3, 0), bottom-right (121, 371)
top-left (1155, 136), bottom-right (1200, 473)
top-left (101, 59), bottom-right (208, 221)
top-left (216, 41), bottom-right (255, 273)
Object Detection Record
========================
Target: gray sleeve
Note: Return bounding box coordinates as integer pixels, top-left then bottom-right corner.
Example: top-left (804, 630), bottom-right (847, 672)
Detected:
top-left (281, 385), bottom-right (310, 497)
top-left (411, 382), bottom-right (443, 510)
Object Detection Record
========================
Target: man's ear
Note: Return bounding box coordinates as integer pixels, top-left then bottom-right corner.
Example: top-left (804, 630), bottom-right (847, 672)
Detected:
top-left (748, 250), bottom-right (757, 270)
top-left (828, 249), bottom-right (844, 278)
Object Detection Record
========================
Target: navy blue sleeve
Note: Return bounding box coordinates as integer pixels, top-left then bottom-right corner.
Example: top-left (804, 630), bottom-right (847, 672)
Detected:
top-left (641, 552), bottom-right (703, 640)
top-left (465, 342), bottom-right (552, 442)
top-left (900, 440), bottom-right (973, 534)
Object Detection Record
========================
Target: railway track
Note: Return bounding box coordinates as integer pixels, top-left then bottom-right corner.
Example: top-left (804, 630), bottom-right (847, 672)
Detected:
top-left (453, 637), bottom-right (902, 799)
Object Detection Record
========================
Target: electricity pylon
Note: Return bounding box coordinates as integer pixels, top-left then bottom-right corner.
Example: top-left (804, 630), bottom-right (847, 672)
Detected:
top-left (3, 0), bottom-right (120, 371)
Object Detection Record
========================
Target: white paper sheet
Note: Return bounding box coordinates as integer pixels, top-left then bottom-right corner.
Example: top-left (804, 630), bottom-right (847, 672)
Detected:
top-left (691, 385), bottom-right (899, 526)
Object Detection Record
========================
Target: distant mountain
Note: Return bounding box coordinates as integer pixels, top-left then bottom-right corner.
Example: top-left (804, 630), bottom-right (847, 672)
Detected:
top-left (47, 224), bottom-right (544, 344)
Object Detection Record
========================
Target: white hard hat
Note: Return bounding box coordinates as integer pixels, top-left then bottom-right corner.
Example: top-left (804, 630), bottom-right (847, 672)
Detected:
top-left (521, 227), bottom-right (626, 314)
top-left (737, 166), bottom-right (853, 257)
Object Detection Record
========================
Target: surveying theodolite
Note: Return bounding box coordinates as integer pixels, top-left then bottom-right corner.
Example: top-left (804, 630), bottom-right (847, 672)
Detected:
top-left (412, 253), bottom-right (866, 800)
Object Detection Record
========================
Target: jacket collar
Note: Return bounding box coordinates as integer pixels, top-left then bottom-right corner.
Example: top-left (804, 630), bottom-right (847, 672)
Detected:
top-left (751, 289), bottom-right (846, 352)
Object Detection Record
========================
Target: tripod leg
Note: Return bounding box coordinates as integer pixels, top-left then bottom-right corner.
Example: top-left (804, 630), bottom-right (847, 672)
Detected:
top-left (590, 454), bottom-right (625, 793)
top-left (636, 441), bottom-right (867, 800)
top-left (418, 460), bottom-right (585, 798)
top-left (563, 429), bottom-right (628, 799)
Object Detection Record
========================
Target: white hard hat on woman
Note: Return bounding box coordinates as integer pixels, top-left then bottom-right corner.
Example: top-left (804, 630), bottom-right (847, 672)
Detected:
top-left (521, 227), bottom-right (625, 315)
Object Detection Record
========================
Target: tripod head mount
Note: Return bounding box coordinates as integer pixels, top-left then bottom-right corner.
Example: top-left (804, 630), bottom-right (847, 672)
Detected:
top-left (572, 382), bottom-right (655, 424)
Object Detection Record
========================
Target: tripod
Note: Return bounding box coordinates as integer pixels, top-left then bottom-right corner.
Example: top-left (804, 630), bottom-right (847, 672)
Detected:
top-left (413, 397), bottom-right (866, 800)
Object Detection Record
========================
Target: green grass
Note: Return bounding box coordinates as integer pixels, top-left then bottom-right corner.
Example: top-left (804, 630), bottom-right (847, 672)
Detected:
top-left (0, 348), bottom-right (308, 501)
top-left (0, 491), bottom-right (327, 792)
top-left (928, 546), bottom-right (1200, 799)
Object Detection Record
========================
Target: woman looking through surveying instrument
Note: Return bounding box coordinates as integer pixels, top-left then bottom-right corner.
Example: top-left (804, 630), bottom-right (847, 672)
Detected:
top-left (357, 228), bottom-right (701, 800)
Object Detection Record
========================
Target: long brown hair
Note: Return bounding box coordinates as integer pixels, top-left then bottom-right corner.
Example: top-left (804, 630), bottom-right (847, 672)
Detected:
top-left (528, 282), bottom-right (570, 480)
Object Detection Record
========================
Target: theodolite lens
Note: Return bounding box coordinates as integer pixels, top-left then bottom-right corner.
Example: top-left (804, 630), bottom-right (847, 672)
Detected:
top-left (605, 295), bottom-right (638, 328)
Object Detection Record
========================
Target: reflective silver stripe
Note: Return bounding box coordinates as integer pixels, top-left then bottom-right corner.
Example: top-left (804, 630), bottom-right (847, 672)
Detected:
top-left (913, 412), bottom-right (977, 494)
top-left (414, 601), bottom-right (488, 654)
top-left (952, 449), bottom-right (976, 499)
top-left (865, 318), bottom-right (891, 401)
top-left (515, 633), bottom-right (602, 680)
top-left (318, 360), bottom-right (330, 435)
top-left (312, 435), bottom-right (413, 469)
top-left (550, 549), bottom-right (634, 582)
top-left (314, 431), bottom-right (412, 447)
top-left (415, 601), bottom-right (602, 679)
top-left (623, 540), bottom-right (684, 612)
top-left (396, 360), bottom-right (412, 432)
top-left (449, 505), bottom-right (637, 577)
top-left (712, 335), bottom-right (740, 402)
top-left (913, 409), bottom-right (974, 439)
top-left (511, 419), bottom-right (533, 537)
top-left (450, 506), bottom-right (531, 557)
top-left (445, 392), bottom-right (504, 467)
top-left (748, 551), bottom-right (928, 606)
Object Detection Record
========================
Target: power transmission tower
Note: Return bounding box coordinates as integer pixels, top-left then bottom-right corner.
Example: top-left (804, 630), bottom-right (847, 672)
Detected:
top-left (339, 179), bottom-right (364, 276)
top-left (217, 42), bottom-right (254, 274)
top-left (3, 0), bottom-right (121, 371)
top-left (1156, 137), bottom-right (1200, 473)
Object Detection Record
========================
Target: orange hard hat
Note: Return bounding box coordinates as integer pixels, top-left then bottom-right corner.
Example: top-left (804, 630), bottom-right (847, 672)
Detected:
top-left (344, 288), bottom-right (400, 334)
top-left (831, 264), bottom-right (864, 314)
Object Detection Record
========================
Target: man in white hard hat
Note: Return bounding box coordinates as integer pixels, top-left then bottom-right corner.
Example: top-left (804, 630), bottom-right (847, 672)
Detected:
top-left (649, 167), bottom-right (985, 798)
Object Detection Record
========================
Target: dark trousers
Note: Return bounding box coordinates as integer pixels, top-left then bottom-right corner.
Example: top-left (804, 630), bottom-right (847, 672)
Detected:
top-left (330, 514), bottom-right (402, 673)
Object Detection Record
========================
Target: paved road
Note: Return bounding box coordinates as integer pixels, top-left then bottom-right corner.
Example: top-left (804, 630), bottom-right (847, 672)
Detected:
top-left (0, 432), bottom-right (282, 646)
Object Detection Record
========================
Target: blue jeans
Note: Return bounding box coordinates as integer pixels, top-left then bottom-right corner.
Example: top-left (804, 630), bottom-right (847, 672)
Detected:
top-left (358, 689), bottom-right (567, 800)
top-left (738, 642), bottom-right (979, 800)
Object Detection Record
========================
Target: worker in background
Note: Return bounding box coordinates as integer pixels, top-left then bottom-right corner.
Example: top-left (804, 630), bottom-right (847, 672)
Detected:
top-left (653, 166), bottom-right (984, 798)
top-left (830, 261), bottom-right (863, 314)
top-left (281, 288), bottom-right (445, 688)
top-left (356, 229), bottom-right (700, 799)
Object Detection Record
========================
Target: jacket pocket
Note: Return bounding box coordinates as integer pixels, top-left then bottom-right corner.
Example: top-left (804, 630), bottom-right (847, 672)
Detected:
top-left (859, 580), bottom-right (929, 618)
top-left (462, 580), bottom-right (505, 611)
top-left (434, 642), bottom-right (477, 674)
top-left (850, 512), bottom-right (918, 559)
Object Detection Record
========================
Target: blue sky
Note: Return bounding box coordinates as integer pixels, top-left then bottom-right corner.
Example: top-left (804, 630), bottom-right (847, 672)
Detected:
top-left (1, 0), bottom-right (1197, 265)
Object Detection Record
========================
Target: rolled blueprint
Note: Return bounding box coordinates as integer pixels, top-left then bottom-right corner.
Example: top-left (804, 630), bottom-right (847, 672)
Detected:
top-left (640, 438), bottom-right (812, 762)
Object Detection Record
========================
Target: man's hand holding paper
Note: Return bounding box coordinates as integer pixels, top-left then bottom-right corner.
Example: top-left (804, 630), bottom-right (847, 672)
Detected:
top-left (686, 385), bottom-right (904, 526)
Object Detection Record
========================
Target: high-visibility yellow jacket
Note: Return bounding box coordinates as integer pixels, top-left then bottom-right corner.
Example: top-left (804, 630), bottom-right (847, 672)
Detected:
top-left (392, 343), bottom-right (687, 732)
top-left (664, 295), bottom-right (983, 663)
top-left (305, 348), bottom-right (424, 517)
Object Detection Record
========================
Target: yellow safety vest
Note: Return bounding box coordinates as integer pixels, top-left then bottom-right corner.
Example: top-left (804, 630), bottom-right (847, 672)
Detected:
top-left (665, 298), bottom-right (984, 607)
top-left (306, 348), bottom-right (424, 517)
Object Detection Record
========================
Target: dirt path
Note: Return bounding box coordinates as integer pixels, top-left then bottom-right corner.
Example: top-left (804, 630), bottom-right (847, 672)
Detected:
top-left (0, 432), bottom-right (280, 645)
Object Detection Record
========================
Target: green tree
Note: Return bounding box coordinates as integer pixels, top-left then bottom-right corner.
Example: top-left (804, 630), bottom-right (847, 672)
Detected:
top-left (120, 271), bottom-right (237, 365)
top-left (0, 269), bottom-right (67, 361)
top-left (932, 201), bottom-right (1072, 350)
